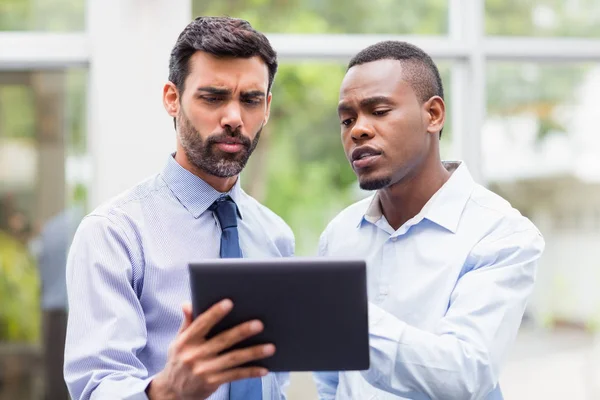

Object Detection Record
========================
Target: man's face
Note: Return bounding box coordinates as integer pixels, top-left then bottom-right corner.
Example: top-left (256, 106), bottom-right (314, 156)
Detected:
top-left (338, 59), bottom-right (438, 190)
top-left (167, 52), bottom-right (271, 177)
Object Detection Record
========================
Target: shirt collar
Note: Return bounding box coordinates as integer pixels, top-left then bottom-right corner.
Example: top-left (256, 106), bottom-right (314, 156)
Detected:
top-left (359, 161), bottom-right (474, 233)
top-left (160, 153), bottom-right (243, 219)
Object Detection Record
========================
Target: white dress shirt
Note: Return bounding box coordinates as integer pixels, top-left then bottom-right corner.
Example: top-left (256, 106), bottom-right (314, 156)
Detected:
top-left (314, 161), bottom-right (544, 400)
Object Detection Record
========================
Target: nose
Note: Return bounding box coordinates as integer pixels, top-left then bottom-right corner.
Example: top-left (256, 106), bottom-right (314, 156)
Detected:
top-left (220, 102), bottom-right (243, 132)
top-left (350, 116), bottom-right (375, 142)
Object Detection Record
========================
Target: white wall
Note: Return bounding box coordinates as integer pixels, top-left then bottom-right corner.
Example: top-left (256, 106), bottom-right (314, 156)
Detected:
top-left (87, 0), bottom-right (191, 207)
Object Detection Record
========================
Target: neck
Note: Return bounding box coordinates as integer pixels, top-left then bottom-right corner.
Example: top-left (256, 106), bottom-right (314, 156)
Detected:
top-left (378, 153), bottom-right (450, 231)
top-left (174, 149), bottom-right (238, 193)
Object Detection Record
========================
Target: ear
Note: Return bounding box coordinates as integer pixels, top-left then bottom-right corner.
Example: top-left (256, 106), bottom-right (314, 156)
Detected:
top-left (424, 96), bottom-right (445, 136)
top-left (263, 92), bottom-right (272, 126)
top-left (163, 82), bottom-right (180, 118)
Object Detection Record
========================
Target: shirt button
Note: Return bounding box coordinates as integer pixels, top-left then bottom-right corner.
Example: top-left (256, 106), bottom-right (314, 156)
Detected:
top-left (390, 236), bottom-right (398, 242)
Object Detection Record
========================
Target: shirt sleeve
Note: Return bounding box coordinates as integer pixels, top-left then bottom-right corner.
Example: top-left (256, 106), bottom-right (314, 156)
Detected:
top-left (64, 214), bottom-right (152, 400)
top-left (312, 225), bottom-right (340, 400)
top-left (361, 226), bottom-right (544, 399)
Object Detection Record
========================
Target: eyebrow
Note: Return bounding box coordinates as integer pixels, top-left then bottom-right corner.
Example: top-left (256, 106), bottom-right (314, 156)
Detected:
top-left (240, 90), bottom-right (266, 98)
top-left (196, 87), bottom-right (266, 99)
top-left (338, 96), bottom-right (393, 115)
top-left (196, 87), bottom-right (231, 96)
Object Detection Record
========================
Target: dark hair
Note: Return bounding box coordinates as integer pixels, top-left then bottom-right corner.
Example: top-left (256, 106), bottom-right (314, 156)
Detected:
top-left (348, 41), bottom-right (445, 136)
top-left (169, 16), bottom-right (278, 97)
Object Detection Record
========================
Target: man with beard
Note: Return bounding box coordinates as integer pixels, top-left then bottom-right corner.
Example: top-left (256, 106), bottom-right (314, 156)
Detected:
top-left (314, 41), bottom-right (544, 399)
top-left (64, 17), bottom-right (293, 400)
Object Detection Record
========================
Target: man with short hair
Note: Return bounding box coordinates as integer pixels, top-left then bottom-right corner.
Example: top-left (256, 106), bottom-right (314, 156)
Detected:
top-left (314, 40), bottom-right (544, 400)
top-left (64, 17), bottom-right (293, 400)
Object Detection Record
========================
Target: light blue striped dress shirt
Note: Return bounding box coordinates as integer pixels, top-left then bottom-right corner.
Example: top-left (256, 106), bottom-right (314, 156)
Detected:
top-left (64, 154), bottom-right (294, 400)
top-left (314, 162), bottom-right (545, 400)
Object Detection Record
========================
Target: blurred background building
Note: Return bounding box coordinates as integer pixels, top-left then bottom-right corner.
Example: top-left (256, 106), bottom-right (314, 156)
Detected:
top-left (1, 0), bottom-right (600, 399)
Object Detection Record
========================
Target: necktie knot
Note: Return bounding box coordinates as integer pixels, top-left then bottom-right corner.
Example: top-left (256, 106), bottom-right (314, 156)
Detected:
top-left (210, 196), bottom-right (239, 230)
top-left (210, 196), bottom-right (242, 259)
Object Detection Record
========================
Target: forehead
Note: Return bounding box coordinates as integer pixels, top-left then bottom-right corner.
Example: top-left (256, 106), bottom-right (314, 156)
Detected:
top-left (339, 59), bottom-right (414, 102)
top-left (185, 51), bottom-right (269, 92)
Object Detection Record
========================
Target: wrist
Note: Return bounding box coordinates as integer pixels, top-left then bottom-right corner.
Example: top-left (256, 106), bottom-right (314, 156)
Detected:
top-left (146, 372), bottom-right (177, 400)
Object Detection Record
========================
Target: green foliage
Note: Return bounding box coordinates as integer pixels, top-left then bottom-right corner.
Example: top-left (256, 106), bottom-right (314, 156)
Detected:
top-left (485, 0), bottom-right (600, 37)
top-left (0, 0), bottom-right (85, 31)
top-left (0, 68), bottom-right (85, 344)
top-left (0, 85), bottom-right (35, 139)
top-left (241, 63), bottom-right (357, 255)
top-left (194, 0), bottom-right (448, 34)
top-left (0, 231), bottom-right (40, 342)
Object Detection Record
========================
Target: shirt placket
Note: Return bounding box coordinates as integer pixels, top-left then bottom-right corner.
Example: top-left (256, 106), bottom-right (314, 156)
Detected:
top-left (379, 234), bottom-right (400, 302)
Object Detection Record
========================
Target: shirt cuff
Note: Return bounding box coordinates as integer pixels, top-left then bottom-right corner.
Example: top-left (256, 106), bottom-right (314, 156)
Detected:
top-left (91, 376), bottom-right (154, 400)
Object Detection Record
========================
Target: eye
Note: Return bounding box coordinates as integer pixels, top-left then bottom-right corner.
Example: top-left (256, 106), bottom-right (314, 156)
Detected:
top-left (373, 109), bottom-right (390, 116)
top-left (201, 96), bottom-right (222, 103)
top-left (341, 118), bottom-right (355, 127)
top-left (242, 98), bottom-right (261, 106)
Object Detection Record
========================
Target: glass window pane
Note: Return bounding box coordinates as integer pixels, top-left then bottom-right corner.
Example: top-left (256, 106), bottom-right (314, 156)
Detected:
top-left (484, 61), bottom-right (600, 327)
top-left (0, 68), bottom-right (87, 399)
top-left (483, 62), bottom-right (600, 399)
top-left (193, 0), bottom-right (448, 34)
top-left (0, 0), bottom-right (85, 31)
top-left (486, 0), bottom-right (600, 38)
top-left (240, 61), bottom-right (452, 256)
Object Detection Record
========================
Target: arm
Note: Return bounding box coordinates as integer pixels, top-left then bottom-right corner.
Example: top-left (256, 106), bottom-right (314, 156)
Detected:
top-left (64, 215), bottom-right (152, 400)
top-left (362, 226), bottom-right (544, 399)
top-left (312, 227), bottom-right (339, 400)
top-left (65, 215), bottom-right (277, 400)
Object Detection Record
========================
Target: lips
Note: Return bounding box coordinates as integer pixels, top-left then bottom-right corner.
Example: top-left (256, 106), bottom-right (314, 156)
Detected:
top-left (213, 137), bottom-right (246, 153)
top-left (351, 146), bottom-right (382, 169)
top-left (215, 138), bottom-right (244, 145)
top-left (215, 142), bottom-right (244, 153)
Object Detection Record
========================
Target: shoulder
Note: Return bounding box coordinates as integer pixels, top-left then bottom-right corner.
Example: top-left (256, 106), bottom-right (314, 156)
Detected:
top-left (468, 183), bottom-right (540, 235)
top-left (74, 174), bottom-right (167, 249)
top-left (464, 184), bottom-right (544, 265)
top-left (87, 173), bottom-right (166, 222)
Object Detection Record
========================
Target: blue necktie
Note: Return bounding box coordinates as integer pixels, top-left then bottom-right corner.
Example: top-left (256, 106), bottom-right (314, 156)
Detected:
top-left (210, 196), bottom-right (263, 400)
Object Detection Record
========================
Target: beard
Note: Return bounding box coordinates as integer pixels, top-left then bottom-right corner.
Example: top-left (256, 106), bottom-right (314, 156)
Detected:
top-left (358, 176), bottom-right (392, 190)
top-left (358, 175), bottom-right (392, 191)
top-left (178, 111), bottom-right (262, 178)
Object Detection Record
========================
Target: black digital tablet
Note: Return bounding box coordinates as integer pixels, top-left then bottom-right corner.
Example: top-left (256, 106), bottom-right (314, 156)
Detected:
top-left (189, 258), bottom-right (369, 372)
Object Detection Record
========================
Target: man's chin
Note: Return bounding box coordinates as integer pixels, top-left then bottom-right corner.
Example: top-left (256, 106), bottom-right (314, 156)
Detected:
top-left (358, 175), bottom-right (391, 191)
top-left (211, 160), bottom-right (247, 178)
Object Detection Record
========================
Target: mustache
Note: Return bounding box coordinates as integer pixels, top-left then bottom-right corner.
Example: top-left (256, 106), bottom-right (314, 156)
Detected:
top-left (205, 128), bottom-right (252, 148)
